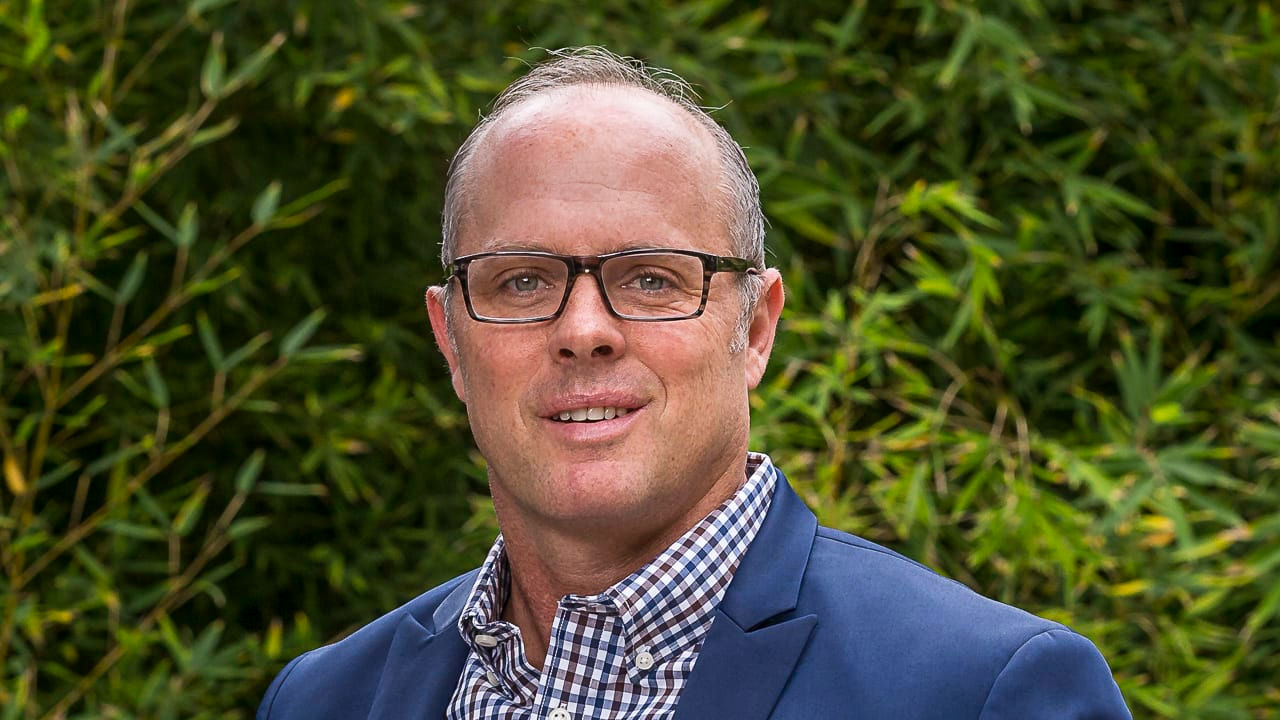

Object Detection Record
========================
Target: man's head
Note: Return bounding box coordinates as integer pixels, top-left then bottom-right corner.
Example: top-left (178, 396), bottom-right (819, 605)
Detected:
top-left (426, 47), bottom-right (784, 548)
top-left (441, 47), bottom-right (767, 349)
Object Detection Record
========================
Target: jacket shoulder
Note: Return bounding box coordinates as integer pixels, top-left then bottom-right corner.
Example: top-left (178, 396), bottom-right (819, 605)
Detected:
top-left (257, 569), bottom-right (478, 720)
top-left (806, 525), bottom-right (1061, 639)
top-left (780, 526), bottom-right (1128, 717)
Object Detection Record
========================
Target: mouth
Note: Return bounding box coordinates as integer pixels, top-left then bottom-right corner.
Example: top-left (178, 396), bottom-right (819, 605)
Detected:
top-left (549, 406), bottom-right (634, 423)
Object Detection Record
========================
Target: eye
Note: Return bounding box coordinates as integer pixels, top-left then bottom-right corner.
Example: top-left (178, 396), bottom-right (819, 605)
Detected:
top-left (634, 272), bottom-right (669, 291)
top-left (505, 274), bottom-right (544, 292)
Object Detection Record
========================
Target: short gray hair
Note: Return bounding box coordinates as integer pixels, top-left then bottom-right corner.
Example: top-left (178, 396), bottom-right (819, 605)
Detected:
top-left (440, 46), bottom-right (766, 350)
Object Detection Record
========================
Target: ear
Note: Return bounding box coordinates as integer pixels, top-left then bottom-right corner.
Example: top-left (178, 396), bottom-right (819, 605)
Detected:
top-left (743, 268), bottom-right (784, 390)
top-left (425, 285), bottom-right (467, 404)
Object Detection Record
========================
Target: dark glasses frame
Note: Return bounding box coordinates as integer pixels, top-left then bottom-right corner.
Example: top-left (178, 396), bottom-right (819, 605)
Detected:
top-left (445, 247), bottom-right (760, 324)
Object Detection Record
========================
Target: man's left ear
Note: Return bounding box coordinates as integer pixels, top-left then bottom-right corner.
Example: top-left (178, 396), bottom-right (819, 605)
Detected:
top-left (743, 268), bottom-right (784, 389)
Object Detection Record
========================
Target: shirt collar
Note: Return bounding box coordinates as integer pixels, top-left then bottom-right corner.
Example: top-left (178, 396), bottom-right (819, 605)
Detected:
top-left (457, 452), bottom-right (778, 684)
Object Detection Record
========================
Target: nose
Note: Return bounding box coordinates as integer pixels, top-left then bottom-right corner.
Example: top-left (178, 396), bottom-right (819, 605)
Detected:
top-left (549, 271), bottom-right (626, 361)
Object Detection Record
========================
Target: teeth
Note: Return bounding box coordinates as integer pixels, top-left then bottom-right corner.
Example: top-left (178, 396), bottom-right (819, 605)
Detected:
top-left (554, 406), bottom-right (633, 423)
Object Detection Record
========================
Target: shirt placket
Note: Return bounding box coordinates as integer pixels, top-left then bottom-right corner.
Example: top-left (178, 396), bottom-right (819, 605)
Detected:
top-left (535, 596), bottom-right (623, 720)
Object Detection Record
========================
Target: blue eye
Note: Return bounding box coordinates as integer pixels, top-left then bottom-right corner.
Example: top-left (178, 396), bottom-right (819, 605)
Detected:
top-left (506, 275), bottom-right (543, 292)
top-left (635, 273), bottom-right (669, 291)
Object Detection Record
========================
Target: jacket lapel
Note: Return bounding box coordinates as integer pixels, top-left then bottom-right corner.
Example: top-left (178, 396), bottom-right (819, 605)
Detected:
top-left (368, 572), bottom-right (475, 720)
top-left (674, 473), bottom-right (819, 720)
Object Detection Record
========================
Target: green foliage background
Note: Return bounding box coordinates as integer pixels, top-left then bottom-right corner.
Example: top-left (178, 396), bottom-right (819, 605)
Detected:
top-left (1, 1), bottom-right (1277, 717)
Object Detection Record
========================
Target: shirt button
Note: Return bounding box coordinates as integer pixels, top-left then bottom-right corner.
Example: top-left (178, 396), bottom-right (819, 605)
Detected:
top-left (634, 649), bottom-right (655, 671)
top-left (548, 707), bottom-right (572, 720)
top-left (485, 670), bottom-right (500, 687)
top-left (475, 633), bottom-right (499, 648)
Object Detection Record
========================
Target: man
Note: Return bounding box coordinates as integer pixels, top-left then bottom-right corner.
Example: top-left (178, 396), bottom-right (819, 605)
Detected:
top-left (258, 47), bottom-right (1131, 719)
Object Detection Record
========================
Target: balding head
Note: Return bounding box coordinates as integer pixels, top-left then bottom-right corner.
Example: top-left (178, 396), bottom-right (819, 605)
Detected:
top-left (440, 47), bottom-right (765, 270)
top-left (458, 85), bottom-right (725, 255)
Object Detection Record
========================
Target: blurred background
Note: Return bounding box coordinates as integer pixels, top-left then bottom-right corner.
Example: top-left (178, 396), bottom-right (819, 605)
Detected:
top-left (1, 1), bottom-right (1277, 717)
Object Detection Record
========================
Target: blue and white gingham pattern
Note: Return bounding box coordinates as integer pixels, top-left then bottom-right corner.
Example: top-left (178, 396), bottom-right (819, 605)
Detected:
top-left (447, 453), bottom-right (778, 720)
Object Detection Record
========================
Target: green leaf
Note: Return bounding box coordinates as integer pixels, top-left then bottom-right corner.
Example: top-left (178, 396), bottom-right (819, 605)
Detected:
top-left (290, 345), bottom-right (364, 363)
top-left (101, 520), bottom-right (167, 541)
top-left (135, 323), bottom-right (192, 351)
top-left (84, 443), bottom-right (145, 478)
top-left (201, 32), bottom-right (226, 98)
top-left (197, 311), bottom-right (225, 370)
top-left (116, 252), bottom-right (148, 304)
top-left (72, 545), bottom-right (110, 583)
top-left (175, 202), bottom-right (198, 248)
top-left (35, 459), bottom-right (81, 491)
top-left (235, 449), bottom-right (266, 493)
top-left (173, 483), bottom-right (210, 536)
top-left (256, 482), bottom-right (327, 497)
top-left (223, 32), bottom-right (286, 95)
top-left (187, 267), bottom-right (241, 297)
top-left (133, 202), bottom-right (177, 241)
top-left (228, 516), bottom-right (271, 539)
top-left (252, 181), bottom-right (282, 226)
top-left (223, 331), bottom-right (271, 370)
top-left (143, 357), bottom-right (169, 408)
top-left (280, 309), bottom-right (326, 357)
top-left (937, 12), bottom-right (978, 88)
top-left (273, 178), bottom-right (349, 219)
top-left (190, 116), bottom-right (241, 148)
top-left (188, 0), bottom-right (237, 18)
top-left (22, 11), bottom-right (50, 68)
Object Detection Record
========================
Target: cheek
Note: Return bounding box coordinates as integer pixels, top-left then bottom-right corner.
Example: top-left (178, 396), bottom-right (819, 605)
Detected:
top-left (457, 330), bottom-right (541, 407)
top-left (633, 323), bottom-right (737, 395)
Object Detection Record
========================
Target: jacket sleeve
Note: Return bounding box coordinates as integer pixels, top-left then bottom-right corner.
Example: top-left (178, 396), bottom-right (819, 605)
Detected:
top-left (978, 628), bottom-right (1131, 720)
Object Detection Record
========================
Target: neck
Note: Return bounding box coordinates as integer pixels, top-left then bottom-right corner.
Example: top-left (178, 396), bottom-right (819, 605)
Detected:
top-left (492, 461), bottom-right (747, 670)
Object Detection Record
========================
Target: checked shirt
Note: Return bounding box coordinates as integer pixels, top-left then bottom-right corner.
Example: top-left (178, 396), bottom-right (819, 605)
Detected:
top-left (446, 453), bottom-right (778, 720)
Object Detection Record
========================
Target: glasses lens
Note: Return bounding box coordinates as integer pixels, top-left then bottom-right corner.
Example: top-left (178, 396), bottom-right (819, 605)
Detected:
top-left (601, 252), bottom-right (705, 318)
top-left (465, 255), bottom-right (569, 320)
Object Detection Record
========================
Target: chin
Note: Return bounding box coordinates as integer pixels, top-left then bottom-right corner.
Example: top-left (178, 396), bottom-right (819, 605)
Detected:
top-left (520, 463), bottom-right (673, 526)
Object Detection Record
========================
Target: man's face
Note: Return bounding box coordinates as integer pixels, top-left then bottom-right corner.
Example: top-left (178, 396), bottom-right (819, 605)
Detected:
top-left (427, 88), bottom-right (782, 543)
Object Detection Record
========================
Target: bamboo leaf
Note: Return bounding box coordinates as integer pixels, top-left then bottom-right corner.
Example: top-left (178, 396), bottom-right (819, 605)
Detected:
top-left (235, 450), bottom-right (266, 493)
top-left (201, 32), bottom-right (226, 98)
top-left (142, 357), bottom-right (169, 408)
top-left (173, 483), bottom-right (210, 536)
top-left (116, 252), bottom-right (148, 304)
top-left (280, 309), bottom-right (326, 357)
top-left (223, 33), bottom-right (286, 95)
top-left (175, 203), bottom-right (199, 248)
top-left (223, 331), bottom-right (271, 370)
top-left (252, 181), bottom-right (282, 226)
top-left (197, 311), bottom-right (225, 370)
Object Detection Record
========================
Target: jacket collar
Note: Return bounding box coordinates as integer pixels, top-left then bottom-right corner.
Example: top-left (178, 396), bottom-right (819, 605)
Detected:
top-left (367, 468), bottom-right (818, 720)
top-left (366, 572), bottom-right (475, 720)
top-left (672, 468), bottom-right (819, 720)
top-left (715, 468), bottom-right (816, 628)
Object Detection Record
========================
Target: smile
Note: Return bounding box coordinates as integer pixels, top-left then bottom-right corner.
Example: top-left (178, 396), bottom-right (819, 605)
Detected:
top-left (552, 406), bottom-right (632, 423)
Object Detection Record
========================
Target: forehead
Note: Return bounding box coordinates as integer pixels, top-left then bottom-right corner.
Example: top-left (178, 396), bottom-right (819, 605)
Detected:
top-left (458, 86), bottom-right (728, 256)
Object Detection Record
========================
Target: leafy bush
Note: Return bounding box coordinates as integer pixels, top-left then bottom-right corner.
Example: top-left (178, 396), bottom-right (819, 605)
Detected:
top-left (1, 1), bottom-right (1275, 718)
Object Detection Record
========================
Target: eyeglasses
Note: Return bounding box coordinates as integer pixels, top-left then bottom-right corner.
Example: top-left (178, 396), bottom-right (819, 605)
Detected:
top-left (445, 248), bottom-right (761, 324)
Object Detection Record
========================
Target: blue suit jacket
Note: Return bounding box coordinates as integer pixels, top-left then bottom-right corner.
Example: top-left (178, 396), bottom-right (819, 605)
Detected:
top-left (258, 473), bottom-right (1131, 719)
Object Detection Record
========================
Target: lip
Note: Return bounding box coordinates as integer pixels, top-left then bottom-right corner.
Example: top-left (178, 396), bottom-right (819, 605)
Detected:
top-left (534, 392), bottom-right (649, 445)
top-left (540, 404), bottom-right (644, 444)
top-left (536, 392), bottom-right (648, 419)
